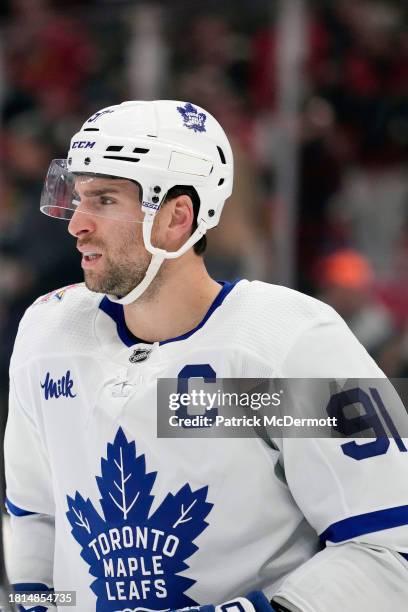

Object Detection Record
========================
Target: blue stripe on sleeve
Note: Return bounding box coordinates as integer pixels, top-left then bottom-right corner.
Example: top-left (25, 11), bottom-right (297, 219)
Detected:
top-left (6, 497), bottom-right (37, 517)
top-left (320, 505), bottom-right (408, 543)
top-left (246, 590), bottom-right (276, 612)
top-left (167, 592), bottom-right (272, 612)
top-left (13, 583), bottom-right (53, 612)
top-left (13, 583), bottom-right (53, 593)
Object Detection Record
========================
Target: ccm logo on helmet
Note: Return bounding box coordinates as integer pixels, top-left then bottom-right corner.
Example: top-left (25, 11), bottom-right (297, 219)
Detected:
top-left (72, 141), bottom-right (96, 149)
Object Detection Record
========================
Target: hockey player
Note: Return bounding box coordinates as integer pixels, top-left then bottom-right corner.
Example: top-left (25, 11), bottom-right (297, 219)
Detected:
top-left (4, 101), bottom-right (408, 612)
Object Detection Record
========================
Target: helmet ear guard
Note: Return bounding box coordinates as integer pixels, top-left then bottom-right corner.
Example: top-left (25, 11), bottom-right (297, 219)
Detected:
top-left (41, 100), bottom-right (234, 303)
top-left (142, 210), bottom-right (209, 260)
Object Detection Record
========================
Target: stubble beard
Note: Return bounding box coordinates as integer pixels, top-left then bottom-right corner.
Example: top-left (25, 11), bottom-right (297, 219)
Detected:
top-left (82, 222), bottom-right (166, 301)
top-left (83, 226), bottom-right (153, 297)
top-left (84, 252), bottom-right (152, 297)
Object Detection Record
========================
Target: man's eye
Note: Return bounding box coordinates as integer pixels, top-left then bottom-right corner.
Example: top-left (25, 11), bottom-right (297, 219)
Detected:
top-left (100, 196), bottom-right (116, 205)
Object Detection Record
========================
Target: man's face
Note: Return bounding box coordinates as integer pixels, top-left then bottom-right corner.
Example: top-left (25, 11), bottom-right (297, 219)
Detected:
top-left (67, 176), bottom-right (152, 297)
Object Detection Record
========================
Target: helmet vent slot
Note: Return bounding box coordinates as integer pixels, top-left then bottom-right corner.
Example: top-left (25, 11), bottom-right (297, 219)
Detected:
top-left (84, 128), bottom-right (99, 132)
top-left (133, 148), bottom-right (149, 154)
top-left (106, 145), bottom-right (123, 152)
top-left (217, 146), bottom-right (226, 164)
top-left (218, 178), bottom-right (225, 186)
top-left (103, 155), bottom-right (140, 162)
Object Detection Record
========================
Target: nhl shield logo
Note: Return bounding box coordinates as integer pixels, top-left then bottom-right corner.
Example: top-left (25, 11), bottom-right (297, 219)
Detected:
top-left (129, 347), bottom-right (152, 363)
top-left (177, 102), bottom-right (207, 133)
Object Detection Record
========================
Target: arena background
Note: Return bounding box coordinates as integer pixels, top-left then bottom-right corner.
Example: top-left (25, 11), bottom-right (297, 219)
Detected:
top-left (1, 0), bottom-right (408, 413)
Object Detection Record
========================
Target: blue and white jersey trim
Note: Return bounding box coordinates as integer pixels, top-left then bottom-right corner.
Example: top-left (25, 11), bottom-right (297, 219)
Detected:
top-left (99, 279), bottom-right (241, 347)
top-left (320, 504), bottom-right (408, 544)
top-left (6, 497), bottom-right (37, 517)
top-left (13, 583), bottom-right (53, 593)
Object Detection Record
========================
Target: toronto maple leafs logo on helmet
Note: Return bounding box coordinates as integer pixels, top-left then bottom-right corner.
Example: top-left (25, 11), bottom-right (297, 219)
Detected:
top-left (87, 108), bottom-right (116, 123)
top-left (66, 428), bottom-right (213, 612)
top-left (177, 103), bottom-right (207, 133)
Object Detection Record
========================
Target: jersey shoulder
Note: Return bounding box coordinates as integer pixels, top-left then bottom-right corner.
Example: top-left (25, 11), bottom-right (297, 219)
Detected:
top-left (237, 280), bottom-right (338, 320)
top-left (228, 279), bottom-right (341, 332)
top-left (11, 283), bottom-right (103, 369)
top-left (214, 280), bottom-right (344, 367)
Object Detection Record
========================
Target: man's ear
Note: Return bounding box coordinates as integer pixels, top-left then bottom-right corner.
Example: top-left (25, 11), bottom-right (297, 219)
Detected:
top-left (167, 195), bottom-right (194, 237)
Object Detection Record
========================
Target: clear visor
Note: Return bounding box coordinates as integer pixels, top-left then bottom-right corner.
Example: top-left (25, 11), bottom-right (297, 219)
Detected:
top-left (40, 159), bottom-right (144, 222)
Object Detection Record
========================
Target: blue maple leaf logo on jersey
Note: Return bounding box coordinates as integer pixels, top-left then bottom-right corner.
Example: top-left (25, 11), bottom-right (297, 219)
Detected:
top-left (177, 103), bottom-right (207, 133)
top-left (66, 428), bottom-right (213, 612)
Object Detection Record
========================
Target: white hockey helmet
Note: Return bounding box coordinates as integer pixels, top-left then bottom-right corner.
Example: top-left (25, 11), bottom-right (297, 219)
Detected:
top-left (40, 100), bottom-right (234, 304)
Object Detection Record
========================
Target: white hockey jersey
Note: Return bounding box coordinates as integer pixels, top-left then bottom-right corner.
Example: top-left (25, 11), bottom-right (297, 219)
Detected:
top-left (5, 279), bottom-right (408, 612)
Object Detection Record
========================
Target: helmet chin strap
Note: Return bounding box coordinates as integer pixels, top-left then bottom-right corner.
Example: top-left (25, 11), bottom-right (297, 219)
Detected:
top-left (106, 211), bottom-right (208, 305)
top-left (107, 214), bottom-right (165, 305)
top-left (106, 251), bottom-right (166, 305)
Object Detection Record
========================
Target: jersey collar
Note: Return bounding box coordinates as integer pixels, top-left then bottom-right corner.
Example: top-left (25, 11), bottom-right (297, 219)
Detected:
top-left (99, 279), bottom-right (241, 347)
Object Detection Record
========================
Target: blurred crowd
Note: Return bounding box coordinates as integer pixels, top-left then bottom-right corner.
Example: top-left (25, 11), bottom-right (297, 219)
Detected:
top-left (1, 0), bottom-right (408, 407)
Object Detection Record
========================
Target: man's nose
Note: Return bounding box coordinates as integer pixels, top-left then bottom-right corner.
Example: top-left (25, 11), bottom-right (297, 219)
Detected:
top-left (67, 208), bottom-right (96, 237)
